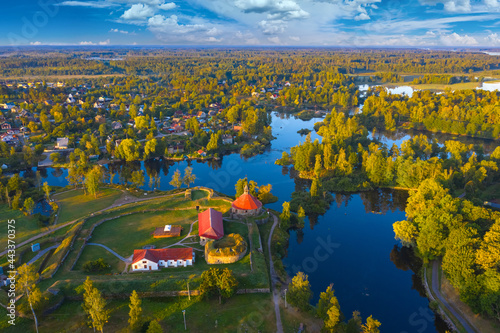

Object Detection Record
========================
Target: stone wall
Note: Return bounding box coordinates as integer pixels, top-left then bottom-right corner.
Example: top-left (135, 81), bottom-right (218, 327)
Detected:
top-left (205, 235), bottom-right (247, 265)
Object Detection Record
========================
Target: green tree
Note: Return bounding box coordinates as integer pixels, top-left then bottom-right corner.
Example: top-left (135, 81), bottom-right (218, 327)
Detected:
top-left (84, 166), bottom-right (103, 198)
top-left (170, 169), bottom-right (183, 189)
top-left (311, 178), bottom-right (320, 197)
top-left (288, 271), bottom-right (312, 311)
top-left (24, 197), bottom-right (35, 215)
top-left (81, 277), bottom-right (109, 333)
top-left (206, 132), bottom-right (219, 152)
top-left (144, 138), bottom-right (157, 160)
top-left (199, 267), bottom-right (238, 304)
top-left (146, 320), bottom-right (163, 333)
top-left (18, 264), bottom-right (42, 333)
top-left (183, 166), bottom-right (196, 188)
top-left (280, 201), bottom-right (291, 228)
top-left (361, 315), bottom-right (381, 333)
top-left (50, 152), bottom-right (61, 164)
top-left (116, 138), bottom-right (141, 162)
top-left (128, 290), bottom-right (143, 331)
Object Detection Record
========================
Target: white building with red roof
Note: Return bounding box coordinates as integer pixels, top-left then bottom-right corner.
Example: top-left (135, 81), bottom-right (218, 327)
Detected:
top-left (131, 248), bottom-right (194, 271)
top-left (231, 185), bottom-right (263, 216)
top-left (198, 208), bottom-right (224, 245)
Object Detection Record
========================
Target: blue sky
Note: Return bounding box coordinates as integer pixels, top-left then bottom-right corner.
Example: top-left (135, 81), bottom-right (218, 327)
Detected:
top-left (2, 0), bottom-right (500, 46)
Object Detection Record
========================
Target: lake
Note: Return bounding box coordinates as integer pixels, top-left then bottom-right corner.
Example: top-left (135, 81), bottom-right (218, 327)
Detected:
top-left (31, 111), bottom-right (459, 332)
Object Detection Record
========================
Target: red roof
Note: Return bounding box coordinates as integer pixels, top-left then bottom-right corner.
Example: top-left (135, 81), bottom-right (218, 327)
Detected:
top-left (198, 208), bottom-right (224, 239)
top-left (132, 248), bottom-right (193, 264)
top-left (232, 193), bottom-right (262, 211)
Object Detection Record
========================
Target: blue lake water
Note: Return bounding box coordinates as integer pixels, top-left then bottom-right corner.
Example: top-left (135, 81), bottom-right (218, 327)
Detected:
top-left (29, 112), bottom-right (454, 332)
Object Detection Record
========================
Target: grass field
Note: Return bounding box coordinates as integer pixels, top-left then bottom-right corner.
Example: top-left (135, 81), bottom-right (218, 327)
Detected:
top-left (54, 188), bottom-right (123, 224)
top-left (18, 293), bottom-right (276, 333)
top-left (88, 209), bottom-right (199, 257)
top-left (74, 244), bottom-right (125, 274)
top-left (0, 204), bottom-right (43, 250)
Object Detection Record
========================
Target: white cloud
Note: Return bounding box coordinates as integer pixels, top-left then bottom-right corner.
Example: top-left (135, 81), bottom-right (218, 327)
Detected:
top-left (148, 14), bottom-right (206, 34)
top-left (289, 35), bottom-right (300, 41)
top-left (267, 36), bottom-right (281, 44)
top-left (354, 13), bottom-right (370, 20)
top-left (121, 4), bottom-right (156, 20)
top-left (30, 41), bottom-right (42, 45)
top-left (99, 39), bottom-right (111, 45)
top-left (419, 0), bottom-right (471, 12)
top-left (439, 32), bottom-right (477, 45)
top-left (79, 41), bottom-right (95, 45)
top-left (58, 1), bottom-right (116, 8)
top-left (158, 2), bottom-right (176, 10)
top-left (110, 28), bottom-right (129, 34)
top-left (235, 0), bottom-right (309, 20)
top-left (258, 20), bottom-right (287, 34)
top-left (485, 0), bottom-right (500, 8)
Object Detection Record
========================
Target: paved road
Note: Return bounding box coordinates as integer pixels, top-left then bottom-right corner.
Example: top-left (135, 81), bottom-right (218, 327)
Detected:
top-left (268, 214), bottom-right (284, 333)
top-left (27, 244), bottom-right (60, 265)
top-left (86, 243), bottom-right (132, 263)
top-left (431, 261), bottom-right (476, 333)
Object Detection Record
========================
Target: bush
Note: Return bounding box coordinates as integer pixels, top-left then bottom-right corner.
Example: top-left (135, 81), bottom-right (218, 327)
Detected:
top-left (82, 258), bottom-right (110, 273)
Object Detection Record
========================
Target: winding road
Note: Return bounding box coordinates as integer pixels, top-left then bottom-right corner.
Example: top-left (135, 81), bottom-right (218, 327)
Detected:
top-left (431, 261), bottom-right (477, 333)
top-left (268, 214), bottom-right (284, 333)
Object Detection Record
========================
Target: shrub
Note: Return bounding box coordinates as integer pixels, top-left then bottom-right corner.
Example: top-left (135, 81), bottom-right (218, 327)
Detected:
top-left (82, 258), bottom-right (110, 273)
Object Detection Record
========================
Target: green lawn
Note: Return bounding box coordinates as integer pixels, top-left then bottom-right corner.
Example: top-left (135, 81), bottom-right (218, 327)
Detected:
top-left (31, 293), bottom-right (276, 333)
top-left (54, 188), bottom-right (123, 224)
top-left (0, 204), bottom-right (44, 251)
top-left (89, 209), bottom-right (200, 257)
top-left (74, 244), bottom-right (125, 274)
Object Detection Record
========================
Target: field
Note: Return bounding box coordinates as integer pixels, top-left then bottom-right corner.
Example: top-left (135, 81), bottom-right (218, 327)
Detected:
top-left (0, 204), bottom-right (43, 250)
top-left (54, 188), bottom-right (124, 224)
top-left (88, 209), bottom-right (199, 257)
top-left (0, 293), bottom-right (276, 333)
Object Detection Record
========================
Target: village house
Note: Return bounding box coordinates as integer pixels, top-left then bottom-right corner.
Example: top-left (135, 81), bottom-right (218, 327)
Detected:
top-left (222, 134), bottom-right (233, 145)
top-left (198, 208), bottom-right (224, 245)
top-left (196, 111), bottom-right (207, 119)
top-left (167, 143), bottom-right (185, 154)
top-left (0, 133), bottom-right (19, 145)
top-left (0, 103), bottom-right (15, 110)
top-left (56, 137), bottom-right (69, 149)
top-left (111, 121), bottom-right (123, 130)
top-left (95, 115), bottom-right (106, 124)
top-left (152, 225), bottom-right (182, 238)
top-left (131, 248), bottom-right (194, 271)
top-left (93, 102), bottom-right (104, 109)
top-left (197, 150), bottom-right (206, 157)
top-left (66, 94), bottom-right (75, 104)
top-left (1, 122), bottom-right (12, 130)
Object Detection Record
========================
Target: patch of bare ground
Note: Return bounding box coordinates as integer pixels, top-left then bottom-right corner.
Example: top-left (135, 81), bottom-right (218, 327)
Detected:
top-left (441, 276), bottom-right (499, 333)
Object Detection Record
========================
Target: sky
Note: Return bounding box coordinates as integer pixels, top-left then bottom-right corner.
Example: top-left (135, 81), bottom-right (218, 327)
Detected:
top-left (2, 0), bottom-right (500, 47)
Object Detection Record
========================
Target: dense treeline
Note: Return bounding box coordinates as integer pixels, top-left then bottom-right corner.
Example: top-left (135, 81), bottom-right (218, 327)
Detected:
top-left (2, 49), bottom-right (500, 76)
top-left (361, 87), bottom-right (500, 138)
top-left (394, 179), bottom-right (500, 321)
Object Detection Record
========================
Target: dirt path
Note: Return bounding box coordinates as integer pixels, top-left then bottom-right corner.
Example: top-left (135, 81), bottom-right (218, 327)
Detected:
top-left (431, 261), bottom-right (477, 333)
top-left (27, 244), bottom-right (60, 265)
top-left (268, 214), bottom-right (284, 333)
top-left (86, 243), bottom-right (132, 263)
top-left (0, 190), bottom-right (184, 257)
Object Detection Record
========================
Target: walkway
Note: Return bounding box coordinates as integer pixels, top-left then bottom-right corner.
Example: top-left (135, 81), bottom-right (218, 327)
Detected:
top-left (27, 244), bottom-right (60, 265)
top-left (86, 243), bottom-right (132, 263)
top-left (268, 214), bottom-right (283, 333)
top-left (431, 261), bottom-right (477, 333)
top-left (0, 189), bottom-right (186, 256)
